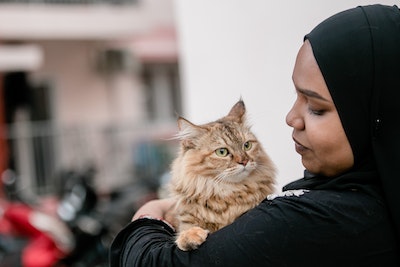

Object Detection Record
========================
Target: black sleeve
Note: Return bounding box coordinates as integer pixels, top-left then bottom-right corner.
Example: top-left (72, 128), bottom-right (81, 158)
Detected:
top-left (109, 191), bottom-right (398, 267)
top-left (109, 197), bottom-right (306, 267)
top-left (109, 198), bottom-right (288, 267)
top-left (109, 218), bottom-right (185, 266)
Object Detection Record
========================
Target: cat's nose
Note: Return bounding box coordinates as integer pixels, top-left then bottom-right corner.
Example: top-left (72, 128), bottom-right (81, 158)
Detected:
top-left (238, 159), bottom-right (248, 166)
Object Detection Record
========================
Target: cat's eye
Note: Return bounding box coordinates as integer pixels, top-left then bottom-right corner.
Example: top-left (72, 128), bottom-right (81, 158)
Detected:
top-left (215, 148), bottom-right (229, 157)
top-left (243, 141), bottom-right (252, 151)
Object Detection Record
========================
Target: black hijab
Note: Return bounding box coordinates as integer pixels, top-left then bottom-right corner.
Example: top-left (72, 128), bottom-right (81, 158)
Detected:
top-left (305, 4), bottom-right (400, 244)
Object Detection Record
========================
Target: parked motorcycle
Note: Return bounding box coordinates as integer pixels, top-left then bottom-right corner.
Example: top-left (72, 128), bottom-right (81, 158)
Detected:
top-left (0, 192), bottom-right (72, 267)
top-left (0, 167), bottom-right (160, 267)
top-left (0, 169), bottom-right (106, 267)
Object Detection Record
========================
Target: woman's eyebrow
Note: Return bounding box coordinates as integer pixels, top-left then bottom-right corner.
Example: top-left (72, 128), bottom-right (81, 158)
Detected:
top-left (297, 87), bottom-right (331, 102)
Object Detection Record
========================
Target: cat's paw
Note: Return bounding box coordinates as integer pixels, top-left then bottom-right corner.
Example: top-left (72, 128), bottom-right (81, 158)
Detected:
top-left (176, 226), bottom-right (209, 251)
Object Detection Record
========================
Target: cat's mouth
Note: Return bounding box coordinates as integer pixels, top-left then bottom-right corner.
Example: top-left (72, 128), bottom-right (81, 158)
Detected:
top-left (217, 165), bottom-right (254, 183)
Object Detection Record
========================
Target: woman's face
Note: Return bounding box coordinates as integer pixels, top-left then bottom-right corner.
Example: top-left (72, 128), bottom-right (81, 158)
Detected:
top-left (286, 40), bottom-right (354, 177)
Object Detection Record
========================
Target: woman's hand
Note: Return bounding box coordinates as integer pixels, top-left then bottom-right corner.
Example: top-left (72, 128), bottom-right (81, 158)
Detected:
top-left (132, 198), bottom-right (176, 223)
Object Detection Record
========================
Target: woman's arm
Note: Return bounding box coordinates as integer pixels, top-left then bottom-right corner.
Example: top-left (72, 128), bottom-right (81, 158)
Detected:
top-left (131, 198), bottom-right (176, 222)
top-left (109, 190), bottom-right (394, 267)
top-left (110, 198), bottom-right (288, 267)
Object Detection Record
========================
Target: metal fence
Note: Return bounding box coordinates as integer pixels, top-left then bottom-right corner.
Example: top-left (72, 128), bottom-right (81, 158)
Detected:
top-left (3, 120), bottom-right (177, 197)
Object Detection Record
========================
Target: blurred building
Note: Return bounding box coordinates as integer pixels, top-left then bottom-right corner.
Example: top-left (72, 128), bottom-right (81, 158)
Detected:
top-left (0, 0), bottom-right (181, 196)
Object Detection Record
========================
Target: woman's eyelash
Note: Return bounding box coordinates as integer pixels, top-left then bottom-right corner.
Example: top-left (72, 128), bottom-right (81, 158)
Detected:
top-left (308, 107), bottom-right (325, 115)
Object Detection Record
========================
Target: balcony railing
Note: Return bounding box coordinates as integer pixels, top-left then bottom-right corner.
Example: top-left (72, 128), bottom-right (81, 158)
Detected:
top-left (0, 0), bottom-right (137, 5)
top-left (3, 120), bottom-right (177, 196)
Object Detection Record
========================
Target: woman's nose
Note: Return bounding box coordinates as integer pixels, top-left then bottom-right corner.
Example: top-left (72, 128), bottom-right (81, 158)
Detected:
top-left (286, 103), bottom-right (304, 130)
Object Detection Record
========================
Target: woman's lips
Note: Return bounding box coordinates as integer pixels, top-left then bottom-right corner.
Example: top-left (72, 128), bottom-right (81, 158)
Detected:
top-left (293, 137), bottom-right (309, 154)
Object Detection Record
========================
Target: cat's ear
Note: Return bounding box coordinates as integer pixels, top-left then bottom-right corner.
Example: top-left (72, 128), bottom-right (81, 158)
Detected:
top-left (178, 117), bottom-right (196, 132)
top-left (227, 100), bottom-right (246, 123)
top-left (176, 117), bottom-right (206, 149)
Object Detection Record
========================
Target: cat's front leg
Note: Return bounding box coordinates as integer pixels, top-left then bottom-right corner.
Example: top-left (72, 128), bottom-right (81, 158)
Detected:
top-left (176, 226), bottom-right (209, 251)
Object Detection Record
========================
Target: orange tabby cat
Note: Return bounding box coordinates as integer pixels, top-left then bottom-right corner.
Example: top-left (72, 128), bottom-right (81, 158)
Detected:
top-left (169, 100), bottom-right (276, 251)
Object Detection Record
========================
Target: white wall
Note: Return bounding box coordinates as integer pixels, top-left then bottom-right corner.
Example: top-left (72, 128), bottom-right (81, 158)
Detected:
top-left (174, 0), bottom-right (399, 191)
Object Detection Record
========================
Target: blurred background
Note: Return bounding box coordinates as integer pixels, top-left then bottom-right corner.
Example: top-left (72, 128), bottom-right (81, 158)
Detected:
top-left (0, 0), bottom-right (179, 196)
top-left (0, 0), bottom-right (397, 266)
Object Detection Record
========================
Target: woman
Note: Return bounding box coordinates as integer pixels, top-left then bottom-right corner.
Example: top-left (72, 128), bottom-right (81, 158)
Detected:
top-left (110, 4), bottom-right (400, 266)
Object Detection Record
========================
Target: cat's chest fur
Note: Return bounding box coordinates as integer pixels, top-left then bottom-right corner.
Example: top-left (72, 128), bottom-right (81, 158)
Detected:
top-left (172, 175), bottom-right (272, 232)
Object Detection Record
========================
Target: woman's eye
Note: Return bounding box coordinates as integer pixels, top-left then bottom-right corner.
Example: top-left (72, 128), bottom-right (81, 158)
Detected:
top-left (215, 148), bottom-right (229, 157)
top-left (308, 107), bottom-right (325, 116)
top-left (243, 141), bottom-right (252, 151)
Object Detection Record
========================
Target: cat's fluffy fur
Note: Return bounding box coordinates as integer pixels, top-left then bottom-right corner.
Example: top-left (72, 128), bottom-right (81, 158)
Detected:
top-left (169, 100), bottom-right (276, 251)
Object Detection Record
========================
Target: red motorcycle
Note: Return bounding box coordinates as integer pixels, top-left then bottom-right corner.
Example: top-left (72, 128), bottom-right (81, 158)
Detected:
top-left (0, 167), bottom-right (158, 267)
top-left (0, 201), bottom-right (73, 267)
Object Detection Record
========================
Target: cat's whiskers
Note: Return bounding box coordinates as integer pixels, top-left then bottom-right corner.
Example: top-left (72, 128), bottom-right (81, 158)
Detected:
top-left (214, 172), bottom-right (228, 183)
top-left (214, 164), bottom-right (253, 184)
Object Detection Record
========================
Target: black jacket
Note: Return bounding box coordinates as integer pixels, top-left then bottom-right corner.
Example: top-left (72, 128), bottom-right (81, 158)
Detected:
top-left (110, 172), bottom-right (399, 266)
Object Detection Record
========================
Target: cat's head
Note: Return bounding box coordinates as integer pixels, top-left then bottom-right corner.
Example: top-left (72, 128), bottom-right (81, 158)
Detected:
top-left (174, 100), bottom-right (271, 183)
